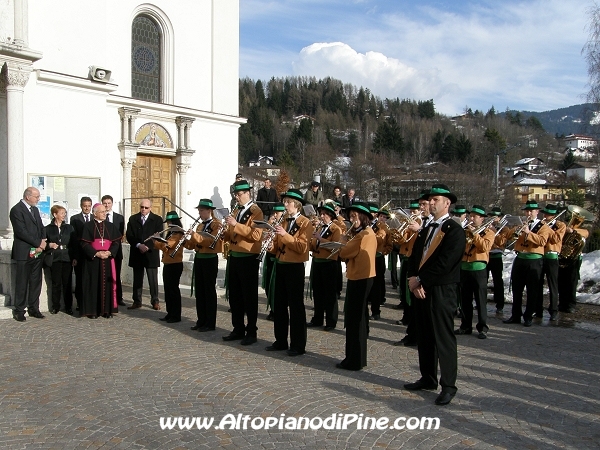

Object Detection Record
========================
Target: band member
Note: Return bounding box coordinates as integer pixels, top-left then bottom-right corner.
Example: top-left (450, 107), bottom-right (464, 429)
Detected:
top-left (152, 211), bottom-right (185, 323)
top-left (558, 215), bottom-right (589, 313)
top-left (333, 202), bottom-right (346, 299)
top-left (265, 189), bottom-right (313, 356)
top-left (393, 200), bottom-right (421, 347)
top-left (405, 184), bottom-right (465, 406)
top-left (307, 203), bottom-right (342, 330)
top-left (487, 206), bottom-right (511, 314)
top-left (503, 200), bottom-right (552, 327)
top-left (186, 199), bottom-right (222, 331)
top-left (455, 205), bottom-right (494, 339)
top-left (262, 202), bottom-right (285, 321)
top-left (451, 205), bottom-right (467, 224)
top-left (536, 204), bottom-right (566, 321)
top-left (222, 179), bottom-right (264, 345)
top-left (336, 202), bottom-right (377, 371)
top-left (367, 204), bottom-right (392, 319)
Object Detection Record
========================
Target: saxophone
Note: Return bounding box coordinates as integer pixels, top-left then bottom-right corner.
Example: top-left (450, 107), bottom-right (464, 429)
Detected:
top-left (257, 213), bottom-right (287, 262)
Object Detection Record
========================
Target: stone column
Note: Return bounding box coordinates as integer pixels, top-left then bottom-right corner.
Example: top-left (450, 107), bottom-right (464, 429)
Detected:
top-left (117, 107), bottom-right (141, 215)
top-left (13, 0), bottom-right (29, 47)
top-left (175, 117), bottom-right (195, 222)
top-left (1, 62), bottom-right (32, 237)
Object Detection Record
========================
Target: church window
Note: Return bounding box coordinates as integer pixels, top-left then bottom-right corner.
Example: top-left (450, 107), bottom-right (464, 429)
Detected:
top-left (132, 15), bottom-right (161, 102)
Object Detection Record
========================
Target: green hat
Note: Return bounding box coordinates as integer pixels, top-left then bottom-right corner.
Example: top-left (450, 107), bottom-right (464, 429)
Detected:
top-left (281, 188), bottom-right (305, 204)
top-left (542, 203), bottom-right (558, 215)
top-left (272, 202), bottom-right (285, 212)
top-left (488, 206), bottom-right (502, 216)
top-left (418, 189), bottom-right (430, 201)
top-left (469, 205), bottom-right (486, 217)
top-left (232, 179), bottom-right (252, 193)
top-left (408, 199), bottom-right (420, 209)
top-left (451, 205), bottom-right (467, 215)
top-left (164, 210), bottom-right (181, 222)
top-left (522, 200), bottom-right (540, 210)
top-left (346, 201), bottom-right (373, 220)
top-left (317, 203), bottom-right (336, 219)
top-left (428, 184), bottom-right (457, 204)
top-left (368, 202), bottom-right (379, 213)
top-left (377, 208), bottom-right (391, 217)
top-left (196, 198), bottom-right (215, 209)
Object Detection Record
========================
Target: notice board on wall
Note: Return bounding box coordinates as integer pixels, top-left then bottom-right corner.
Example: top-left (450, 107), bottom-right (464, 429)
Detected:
top-left (28, 174), bottom-right (101, 225)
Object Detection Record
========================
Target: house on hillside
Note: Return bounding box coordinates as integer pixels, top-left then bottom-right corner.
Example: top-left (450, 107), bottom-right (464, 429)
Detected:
top-left (566, 162), bottom-right (598, 183)
top-left (561, 134), bottom-right (598, 150)
top-left (249, 155), bottom-right (275, 167)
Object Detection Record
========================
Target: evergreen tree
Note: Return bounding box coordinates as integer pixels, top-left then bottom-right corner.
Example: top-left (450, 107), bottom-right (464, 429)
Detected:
top-left (373, 116), bottom-right (404, 156)
top-left (561, 149), bottom-right (576, 170)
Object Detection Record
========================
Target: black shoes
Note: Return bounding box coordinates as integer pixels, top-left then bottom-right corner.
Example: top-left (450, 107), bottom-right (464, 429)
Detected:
top-left (323, 326), bottom-right (335, 331)
top-left (240, 336), bottom-right (257, 345)
top-left (65, 309), bottom-right (73, 316)
top-left (197, 326), bottom-right (215, 332)
top-left (370, 314), bottom-right (380, 320)
top-left (435, 392), bottom-right (455, 406)
top-left (117, 300), bottom-right (127, 306)
top-left (306, 321), bottom-right (321, 327)
top-left (222, 333), bottom-right (244, 341)
top-left (166, 318), bottom-right (181, 323)
top-left (523, 319), bottom-right (533, 327)
top-left (28, 310), bottom-right (45, 319)
top-left (404, 380), bottom-right (438, 391)
top-left (286, 349), bottom-right (305, 357)
top-left (503, 316), bottom-right (521, 324)
top-left (159, 316), bottom-right (170, 321)
top-left (50, 309), bottom-right (59, 315)
top-left (265, 342), bottom-right (288, 351)
top-left (336, 361), bottom-right (361, 371)
top-left (477, 331), bottom-right (487, 339)
top-left (454, 328), bottom-right (472, 335)
top-left (550, 311), bottom-right (558, 321)
top-left (127, 303), bottom-right (142, 310)
top-left (12, 312), bottom-right (26, 322)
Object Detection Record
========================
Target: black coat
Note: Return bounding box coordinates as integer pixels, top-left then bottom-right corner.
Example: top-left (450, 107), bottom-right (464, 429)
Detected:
top-left (256, 187), bottom-right (279, 218)
top-left (126, 212), bottom-right (163, 268)
top-left (9, 201), bottom-right (46, 261)
top-left (44, 222), bottom-right (76, 265)
top-left (106, 211), bottom-right (125, 260)
top-left (407, 216), bottom-right (465, 287)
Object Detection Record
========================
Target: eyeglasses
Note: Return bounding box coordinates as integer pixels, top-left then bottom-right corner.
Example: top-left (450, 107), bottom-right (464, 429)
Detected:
top-left (140, 206), bottom-right (150, 210)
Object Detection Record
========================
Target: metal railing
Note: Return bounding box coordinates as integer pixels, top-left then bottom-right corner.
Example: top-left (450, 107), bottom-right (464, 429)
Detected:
top-left (122, 197), bottom-right (197, 223)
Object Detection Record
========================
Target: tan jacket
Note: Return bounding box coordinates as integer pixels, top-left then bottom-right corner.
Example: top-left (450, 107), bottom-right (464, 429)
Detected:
top-left (339, 227), bottom-right (377, 280)
top-left (373, 222), bottom-right (393, 255)
top-left (273, 215), bottom-right (313, 263)
top-left (544, 220), bottom-right (566, 253)
top-left (334, 216), bottom-right (347, 233)
top-left (310, 222), bottom-right (342, 260)
top-left (514, 221), bottom-right (552, 254)
top-left (463, 228), bottom-right (494, 263)
top-left (185, 219), bottom-right (222, 254)
top-left (155, 232), bottom-right (185, 264)
top-left (492, 225), bottom-right (513, 251)
top-left (223, 204), bottom-right (264, 254)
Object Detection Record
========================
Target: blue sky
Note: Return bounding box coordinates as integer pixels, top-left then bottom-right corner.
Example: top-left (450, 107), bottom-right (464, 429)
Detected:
top-left (240, 0), bottom-right (592, 115)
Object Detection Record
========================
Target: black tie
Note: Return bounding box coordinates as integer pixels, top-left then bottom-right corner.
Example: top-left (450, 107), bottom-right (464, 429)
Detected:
top-left (85, 214), bottom-right (89, 222)
top-left (423, 222), bottom-right (439, 250)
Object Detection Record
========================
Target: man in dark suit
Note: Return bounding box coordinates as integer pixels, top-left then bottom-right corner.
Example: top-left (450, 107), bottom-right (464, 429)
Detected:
top-left (102, 195), bottom-right (126, 306)
top-left (9, 187), bottom-right (48, 321)
top-left (405, 184), bottom-right (465, 406)
top-left (126, 199), bottom-right (163, 310)
top-left (70, 196), bottom-right (93, 311)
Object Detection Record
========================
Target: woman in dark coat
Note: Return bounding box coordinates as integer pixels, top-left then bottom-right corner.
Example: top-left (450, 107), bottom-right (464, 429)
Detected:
top-left (45, 205), bottom-right (76, 315)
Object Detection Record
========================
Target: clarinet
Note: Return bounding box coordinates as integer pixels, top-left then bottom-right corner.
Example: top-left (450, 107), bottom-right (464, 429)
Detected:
top-left (210, 206), bottom-right (239, 250)
top-left (257, 213), bottom-right (286, 262)
top-left (169, 216), bottom-right (201, 258)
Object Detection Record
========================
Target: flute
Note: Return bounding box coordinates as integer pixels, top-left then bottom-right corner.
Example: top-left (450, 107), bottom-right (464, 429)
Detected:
top-left (169, 218), bottom-right (201, 258)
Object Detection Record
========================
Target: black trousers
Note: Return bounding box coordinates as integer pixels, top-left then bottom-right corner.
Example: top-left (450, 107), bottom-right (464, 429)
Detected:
top-left (343, 277), bottom-right (373, 370)
top-left (115, 258), bottom-right (123, 302)
top-left (273, 262), bottom-right (307, 352)
top-left (74, 260), bottom-right (84, 309)
top-left (389, 248), bottom-right (399, 288)
top-left (162, 263), bottom-right (183, 320)
top-left (193, 255), bottom-right (218, 328)
top-left (510, 257), bottom-right (543, 321)
top-left (228, 254), bottom-right (260, 337)
top-left (310, 259), bottom-right (338, 327)
top-left (487, 255), bottom-right (504, 309)
top-left (132, 266), bottom-right (159, 305)
top-left (367, 255), bottom-right (386, 316)
top-left (50, 261), bottom-right (73, 311)
top-left (460, 268), bottom-right (488, 333)
top-left (414, 283), bottom-right (458, 394)
top-left (336, 259), bottom-right (343, 296)
top-left (558, 258), bottom-right (581, 311)
top-left (14, 257), bottom-right (43, 314)
top-left (264, 254), bottom-right (276, 310)
top-left (399, 255), bottom-right (410, 307)
top-left (537, 257), bottom-right (559, 315)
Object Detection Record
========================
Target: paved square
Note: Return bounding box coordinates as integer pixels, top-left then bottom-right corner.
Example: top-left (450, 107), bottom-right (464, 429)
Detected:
top-left (1, 284), bottom-right (599, 449)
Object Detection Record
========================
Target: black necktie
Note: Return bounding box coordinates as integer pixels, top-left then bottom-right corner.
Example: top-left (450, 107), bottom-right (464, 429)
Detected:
top-left (423, 222), bottom-right (439, 250)
top-left (85, 214), bottom-right (89, 222)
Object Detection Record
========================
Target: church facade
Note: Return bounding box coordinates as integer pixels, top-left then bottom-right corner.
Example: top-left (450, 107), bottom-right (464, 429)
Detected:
top-left (0, 0), bottom-right (242, 232)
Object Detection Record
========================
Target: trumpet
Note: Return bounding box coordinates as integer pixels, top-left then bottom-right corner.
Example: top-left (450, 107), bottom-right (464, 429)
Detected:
top-left (327, 222), bottom-right (357, 260)
top-left (210, 206), bottom-right (239, 250)
top-left (465, 217), bottom-right (496, 246)
top-left (542, 209), bottom-right (567, 228)
top-left (169, 218), bottom-right (201, 258)
top-left (388, 208), bottom-right (422, 244)
top-left (257, 213), bottom-right (287, 262)
top-left (493, 215), bottom-right (509, 237)
top-left (505, 217), bottom-right (533, 250)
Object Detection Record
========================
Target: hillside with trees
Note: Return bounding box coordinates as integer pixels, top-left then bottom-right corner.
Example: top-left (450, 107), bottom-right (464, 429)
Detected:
top-left (239, 76), bottom-right (581, 213)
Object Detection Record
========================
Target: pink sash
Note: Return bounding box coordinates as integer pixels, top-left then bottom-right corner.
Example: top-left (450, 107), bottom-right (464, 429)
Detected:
top-left (91, 238), bottom-right (118, 309)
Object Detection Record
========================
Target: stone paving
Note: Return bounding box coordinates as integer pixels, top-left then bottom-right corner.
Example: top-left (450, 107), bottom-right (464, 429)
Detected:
top-left (0, 279), bottom-right (599, 449)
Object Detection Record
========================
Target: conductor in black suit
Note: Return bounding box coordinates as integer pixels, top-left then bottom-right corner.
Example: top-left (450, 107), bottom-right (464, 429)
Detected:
top-left (9, 187), bottom-right (48, 321)
top-left (70, 196), bottom-right (93, 311)
top-left (405, 184), bottom-right (465, 406)
top-left (126, 199), bottom-right (164, 310)
top-left (102, 195), bottom-right (126, 306)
